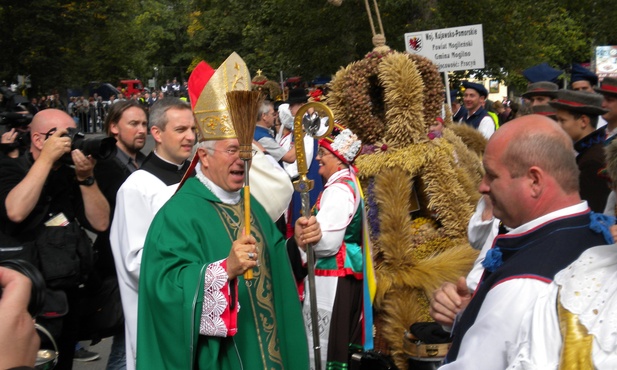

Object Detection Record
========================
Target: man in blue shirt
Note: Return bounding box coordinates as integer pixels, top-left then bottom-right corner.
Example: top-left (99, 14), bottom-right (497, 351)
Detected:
top-left (254, 100), bottom-right (296, 164)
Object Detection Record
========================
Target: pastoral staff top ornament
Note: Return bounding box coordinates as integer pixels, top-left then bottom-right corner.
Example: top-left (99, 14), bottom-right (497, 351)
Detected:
top-left (291, 102), bottom-right (334, 194)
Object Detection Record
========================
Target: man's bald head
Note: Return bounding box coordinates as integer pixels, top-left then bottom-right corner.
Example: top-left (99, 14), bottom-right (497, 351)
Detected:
top-left (30, 109), bottom-right (76, 136)
top-left (480, 114), bottom-right (580, 227)
top-left (489, 114), bottom-right (579, 193)
top-left (490, 114), bottom-right (573, 150)
top-left (29, 109), bottom-right (76, 159)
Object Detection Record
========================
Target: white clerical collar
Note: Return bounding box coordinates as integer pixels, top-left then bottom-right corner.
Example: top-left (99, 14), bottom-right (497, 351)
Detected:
top-left (153, 150), bottom-right (185, 170)
top-left (195, 164), bottom-right (241, 205)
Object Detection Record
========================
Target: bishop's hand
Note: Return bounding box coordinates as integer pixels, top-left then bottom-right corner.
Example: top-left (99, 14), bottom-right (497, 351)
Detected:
top-left (226, 234), bottom-right (258, 280)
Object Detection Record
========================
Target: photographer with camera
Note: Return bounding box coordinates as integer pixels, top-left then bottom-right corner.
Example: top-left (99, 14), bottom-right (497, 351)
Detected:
top-left (0, 108), bottom-right (110, 370)
top-left (0, 266), bottom-right (39, 369)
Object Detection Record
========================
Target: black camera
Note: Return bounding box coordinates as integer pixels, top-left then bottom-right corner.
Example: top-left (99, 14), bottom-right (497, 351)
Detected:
top-left (0, 259), bottom-right (46, 317)
top-left (0, 87), bottom-right (34, 155)
top-left (0, 86), bottom-right (34, 129)
top-left (0, 111), bottom-right (33, 128)
top-left (60, 127), bottom-right (117, 164)
top-left (0, 127), bottom-right (31, 155)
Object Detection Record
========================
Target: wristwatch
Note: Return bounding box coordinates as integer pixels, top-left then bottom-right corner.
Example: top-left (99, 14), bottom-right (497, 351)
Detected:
top-left (77, 176), bottom-right (95, 187)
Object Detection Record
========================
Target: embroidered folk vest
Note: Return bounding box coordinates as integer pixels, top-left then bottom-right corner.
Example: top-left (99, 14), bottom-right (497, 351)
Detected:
top-left (445, 211), bottom-right (608, 363)
top-left (314, 177), bottom-right (363, 279)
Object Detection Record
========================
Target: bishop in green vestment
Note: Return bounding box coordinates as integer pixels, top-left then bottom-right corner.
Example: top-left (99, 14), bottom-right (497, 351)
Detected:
top-left (136, 138), bottom-right (321, 370)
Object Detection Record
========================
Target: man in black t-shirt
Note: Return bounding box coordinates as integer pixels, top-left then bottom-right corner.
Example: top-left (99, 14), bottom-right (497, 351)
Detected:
top-left (0, 109), bottom-right (109, 370)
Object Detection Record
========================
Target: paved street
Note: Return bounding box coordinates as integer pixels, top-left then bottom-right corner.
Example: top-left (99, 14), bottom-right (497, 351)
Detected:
top-left (73, 339), bottom-right (112, 370)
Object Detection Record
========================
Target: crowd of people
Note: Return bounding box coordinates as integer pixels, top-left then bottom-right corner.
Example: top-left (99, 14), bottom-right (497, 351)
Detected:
top-left (2, 55), bottom-right (617, 370)
top-left (14, 79), bottom-right (190, 136)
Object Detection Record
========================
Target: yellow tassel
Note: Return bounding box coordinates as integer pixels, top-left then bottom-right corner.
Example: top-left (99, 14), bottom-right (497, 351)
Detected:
top-left (558, 299), bottom-right (594, 370)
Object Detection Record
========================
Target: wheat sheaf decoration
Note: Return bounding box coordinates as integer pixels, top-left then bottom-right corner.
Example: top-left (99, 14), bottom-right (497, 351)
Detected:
top-left (326, 43), bottom-right (484, 368)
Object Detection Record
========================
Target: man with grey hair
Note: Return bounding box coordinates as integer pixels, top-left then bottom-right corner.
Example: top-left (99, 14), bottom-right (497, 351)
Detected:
top-left (110, 97), bottom-right (196, 370)
top-left (430, 115), bottom-right (609, 369)
top-left (254, 100), bottom-right (296, 163)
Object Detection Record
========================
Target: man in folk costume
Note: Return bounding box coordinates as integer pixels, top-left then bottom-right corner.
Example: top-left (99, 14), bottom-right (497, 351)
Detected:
top-left (136, 53), bottom-right (321, 370)
top-left (507, 139), bottom-right (617, 369)
top-left (570, 63), bottom-right (598, 93)
top-left (450, 90), bottom-right (467, 123)
top-left (254, 99), bottom-right (296, 163)
top-left (595, 77), bottom-right (617, 143)
top-left (521, 81), bottom-right (559, 107)
top-left (304, 124), bottom-right (366, 369)
top-left (430, 115), bottom-right (613, 369)
top-left (460, 81), bottom-right (495, 139)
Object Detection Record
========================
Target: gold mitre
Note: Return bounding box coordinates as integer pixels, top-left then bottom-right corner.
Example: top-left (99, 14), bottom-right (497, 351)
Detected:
top-left (193, 52), bottom-right (251, 141)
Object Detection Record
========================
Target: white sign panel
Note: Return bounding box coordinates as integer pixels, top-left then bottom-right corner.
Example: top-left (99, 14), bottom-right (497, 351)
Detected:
top-left (405, 24), bottom-right (485, 72)
top-left (595, 46), bottom-right (617, 79)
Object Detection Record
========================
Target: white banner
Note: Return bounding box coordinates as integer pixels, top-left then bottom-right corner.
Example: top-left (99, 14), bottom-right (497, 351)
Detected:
top-left (404, 24), bottom-right (485, 72)
top-left (596, 46), bottom-right (617, 79)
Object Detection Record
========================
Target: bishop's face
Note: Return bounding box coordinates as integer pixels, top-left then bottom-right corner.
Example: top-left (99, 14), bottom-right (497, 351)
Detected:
top-left (200, 138), bottom-right (246, 192)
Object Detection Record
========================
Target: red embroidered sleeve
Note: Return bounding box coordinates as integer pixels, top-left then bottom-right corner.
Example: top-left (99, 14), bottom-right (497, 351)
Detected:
top-left (199, 259), bottom-right (239, 337)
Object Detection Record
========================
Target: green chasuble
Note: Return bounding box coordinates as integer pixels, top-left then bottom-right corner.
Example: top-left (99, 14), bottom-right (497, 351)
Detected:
top-left (136, 177), bottom-right (309, 370)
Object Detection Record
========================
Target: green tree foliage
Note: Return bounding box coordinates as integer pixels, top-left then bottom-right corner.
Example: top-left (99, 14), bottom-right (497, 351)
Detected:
top-left (185, 0), bottom-right (374, 82)
top-left (0, 0), bottom-right (144, 94)
top-left (2, 0), bottom-right (617, 96)
top-left (134, 0), bottom-right (193, 83)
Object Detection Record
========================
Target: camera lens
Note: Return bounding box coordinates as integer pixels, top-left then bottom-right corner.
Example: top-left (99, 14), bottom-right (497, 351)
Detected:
top-left (0, 259), bottom-right (46, 317)
top-left (80, 136), bottom-right (117, 160)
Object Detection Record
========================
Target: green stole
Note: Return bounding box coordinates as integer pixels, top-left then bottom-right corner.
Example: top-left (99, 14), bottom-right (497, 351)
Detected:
top-left (210, 202), bottom-right (285, 369)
